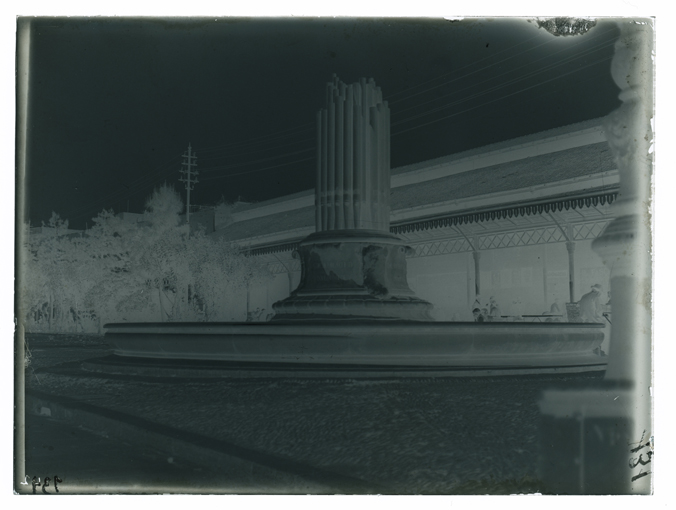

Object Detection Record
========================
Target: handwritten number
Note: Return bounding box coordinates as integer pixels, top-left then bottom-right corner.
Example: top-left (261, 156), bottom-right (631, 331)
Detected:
top-left (31, 476), bottom-right (40, 494)
top-left (630, 441), bottom-right (651, 453)
top-left (629, 451), bottom-right (653, 468)
top-left (27, 475), bottom-right (61, 494)
top-left (629, 431), bottom-right (654, 483)
top-left (631, 470), bottom-right (651, 482)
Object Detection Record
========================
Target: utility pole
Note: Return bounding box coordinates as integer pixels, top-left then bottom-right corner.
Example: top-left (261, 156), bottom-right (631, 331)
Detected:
top-left (179, 143), bottom-right (198, 225)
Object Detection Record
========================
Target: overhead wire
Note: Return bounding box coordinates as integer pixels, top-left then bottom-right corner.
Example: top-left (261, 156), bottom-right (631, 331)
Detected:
top-left (388, 24), bottom-right (608, 105)
top-left (197, 121), bottom-right (315, 154)
top-left (193, 31), bottom-right (562, 158)
top-left (64, 29), bottom-right (617, 222)
top-left (201, 35), bottom-right (615, 181)
top-left (386, 30), bottom-right (545, 101)
top-left (198, 136), bottom-right (316, 162)
top-left (393, 38), bottom-right (615, 118)
top-left (200, 147), bottom-right (314, 173)
top-left (200, 156), bottom-right (316, 182)
top-left (392, 55), bottom-right (613, 137)
top-left (393, 41), bottom-right (616, 127)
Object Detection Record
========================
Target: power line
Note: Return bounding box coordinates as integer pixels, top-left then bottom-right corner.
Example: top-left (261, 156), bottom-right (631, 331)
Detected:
top-left (197, 122), bottom-right (315, 154)
top-left (200, 156), bottom-right (315, 182)
top-left (192, 32), bottom-right (552, 159)
top-left (100, 56), bottom-right (613, 195)
top-left (200, 147), bottom-right (314, 173)
top-left (392, 55), bottom-right (613, 137)
top-left (62, 32), bottom-right (617, 223)
top-left (174, 31), bottom-right (614, 171)
top-left (387, 31), bottom-right (546, 101)
top-left (393, 41), bottom-right (616, 127)
top-left (388, 25), bottom-right (609, 105)
top-left (393, 38), bottom-right (615, 118)
top-left (197, 136), bottom-right (316, 162)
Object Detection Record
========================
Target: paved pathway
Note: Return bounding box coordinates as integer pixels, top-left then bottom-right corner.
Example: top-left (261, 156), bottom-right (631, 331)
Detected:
top-left (23, 413), bottom-right (219, 494)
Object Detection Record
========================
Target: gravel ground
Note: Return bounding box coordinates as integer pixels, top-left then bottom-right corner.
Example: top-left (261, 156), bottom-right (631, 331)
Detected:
top-left (23, 333), bottom-right (603, 494)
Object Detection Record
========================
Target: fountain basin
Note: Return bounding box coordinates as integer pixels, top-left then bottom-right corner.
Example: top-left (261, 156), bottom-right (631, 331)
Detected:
top-left (104, 321), bottom-right (605, 369)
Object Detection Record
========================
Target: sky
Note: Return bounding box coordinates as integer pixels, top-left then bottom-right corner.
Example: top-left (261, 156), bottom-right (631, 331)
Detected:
top-left (21, 16), bottom-right (623, 230)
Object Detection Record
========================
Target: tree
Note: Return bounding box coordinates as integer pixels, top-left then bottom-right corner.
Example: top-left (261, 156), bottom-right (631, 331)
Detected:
top-left (20, 214), bottom-right (100, 332)
top-left (18, 185), bottom-right (273, 332)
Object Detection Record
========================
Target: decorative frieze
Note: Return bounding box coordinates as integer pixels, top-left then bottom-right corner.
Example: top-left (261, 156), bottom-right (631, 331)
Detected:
top-left (390, 192), bottom-right (616, 235)
top-left (406, 221), bottom-right (609, 258)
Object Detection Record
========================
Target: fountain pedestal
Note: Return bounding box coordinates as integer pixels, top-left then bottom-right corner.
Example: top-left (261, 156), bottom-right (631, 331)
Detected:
top-left (272, 230), bottom-right (432, 321)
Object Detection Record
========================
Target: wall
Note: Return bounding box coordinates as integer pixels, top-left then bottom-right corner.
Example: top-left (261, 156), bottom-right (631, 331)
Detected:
top-left (243, 238), bottom-right (611, 323)
top-left (406, 240), bottom-right (610, 321)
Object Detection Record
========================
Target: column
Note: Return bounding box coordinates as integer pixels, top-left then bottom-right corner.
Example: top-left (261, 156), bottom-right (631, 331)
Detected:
top-left (344, 84), bottom-right (354, 229)
top-left (472, 249), bottom-right (481, 298)
top-left (371, 103), bottom-right (381, 227)
top-left (354, 81), bottom-right (363, 228)
top-left (315, 110), bottom-right (322, 231)
top-left (315, 76), bottom-right (390, 232)
top-left (361, 78), bottom-right (372, 228)
top-left (321, 109), bottom-right (328, 230)
top-left (566, 240), bottom-right (576, 303)
top-left (382, 100), bottom-right (391, 231)
top-left (336, 81), bottom-right (345, 229)
top-left (542, 245), bottom-right (549, 309)
top-left (327, 83), bottom-right (336, 230)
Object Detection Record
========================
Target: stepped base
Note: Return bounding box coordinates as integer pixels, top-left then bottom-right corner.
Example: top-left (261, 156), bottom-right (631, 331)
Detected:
top-left (272, 230), bottom-right (433, 321)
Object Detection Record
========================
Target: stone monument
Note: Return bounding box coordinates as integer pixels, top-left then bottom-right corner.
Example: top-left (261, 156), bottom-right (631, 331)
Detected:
top-left (272, 76), bottom-right (433, 321)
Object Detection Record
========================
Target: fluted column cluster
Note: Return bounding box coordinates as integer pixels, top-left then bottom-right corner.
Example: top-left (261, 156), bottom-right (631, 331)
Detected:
top-left (315, 75), bottom-right (391, 232)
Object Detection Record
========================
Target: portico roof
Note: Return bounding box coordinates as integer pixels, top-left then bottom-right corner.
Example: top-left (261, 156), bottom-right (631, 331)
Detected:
top-left (214, 151), bottom-right (616, 247)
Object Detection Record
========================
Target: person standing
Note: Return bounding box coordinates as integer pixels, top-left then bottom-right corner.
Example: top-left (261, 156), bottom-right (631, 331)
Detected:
top-left (489, 296), bottom-right (501, 321)
top-left (578, 284), bottom-right (603, 322)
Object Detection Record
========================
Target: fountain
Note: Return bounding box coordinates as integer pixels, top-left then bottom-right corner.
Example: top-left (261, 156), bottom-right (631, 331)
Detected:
top-left (104, 76), bottom-right (606, 374)
top-left (272, 76), bottom-right (433, 322)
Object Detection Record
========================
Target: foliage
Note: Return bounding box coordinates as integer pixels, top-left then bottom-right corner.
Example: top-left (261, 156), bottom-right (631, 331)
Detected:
top-left (214, 199), bottom-right (235, 230)
top-left (18, 187), bottom-right (272, 333)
